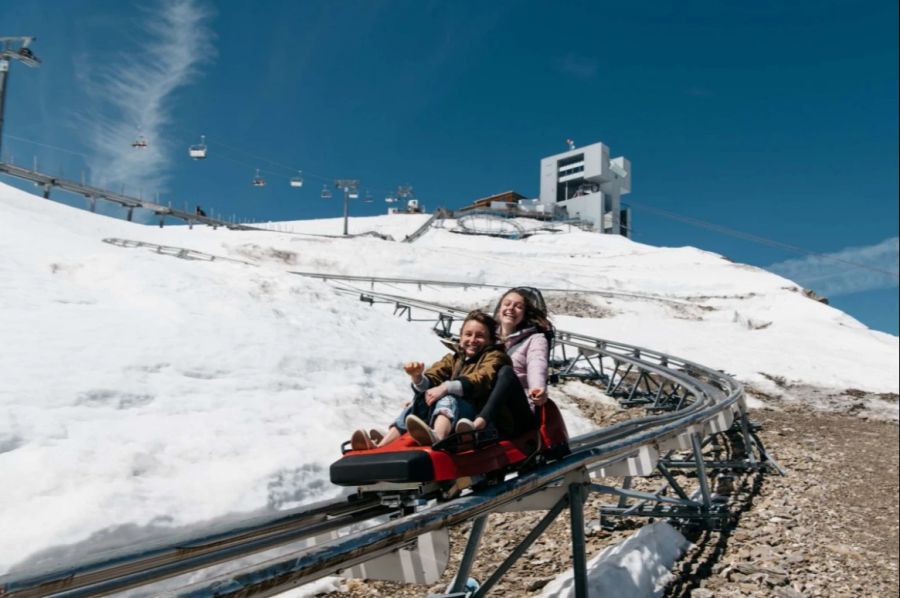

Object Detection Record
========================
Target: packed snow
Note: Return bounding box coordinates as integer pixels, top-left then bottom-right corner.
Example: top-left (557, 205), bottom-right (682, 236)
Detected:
top-left (1, 181), bottom-right (897, 595)
top-left (539, 522), bottom-right (691, 597)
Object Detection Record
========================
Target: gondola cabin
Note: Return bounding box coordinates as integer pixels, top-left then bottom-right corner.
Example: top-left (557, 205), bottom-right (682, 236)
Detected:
top-left (252, 169), bottom-right (266, 187)
top-left (189, 135), bottom-right (207, 159)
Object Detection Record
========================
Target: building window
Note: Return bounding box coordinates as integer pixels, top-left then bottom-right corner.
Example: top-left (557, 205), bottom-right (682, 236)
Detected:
top-left (557, 177), bottom-right (586, 203)
top-left (558, 154), bottom-right (584, 168)
top-left (559, 164), bottom-right (584, 177)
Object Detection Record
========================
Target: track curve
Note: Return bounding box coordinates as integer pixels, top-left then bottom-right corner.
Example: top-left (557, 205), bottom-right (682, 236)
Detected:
top-left (0, 288), bottom-right (779, 598)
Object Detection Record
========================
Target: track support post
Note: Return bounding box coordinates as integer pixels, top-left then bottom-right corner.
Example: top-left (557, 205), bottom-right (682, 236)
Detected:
top-left (737, 398), bottom-right (758, 468)
top-left (448, 515), bottom-right (487, 594)
top-left (569, 481), bottom-right (588, 598)
top-left (690, 432), bottom-right (713, 512)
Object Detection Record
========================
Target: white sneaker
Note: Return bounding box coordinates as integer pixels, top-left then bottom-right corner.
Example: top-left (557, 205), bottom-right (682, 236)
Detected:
top-left (405, 414), bottom-right (439, 446)
top-left (455, 418), bottom-right (475, 434)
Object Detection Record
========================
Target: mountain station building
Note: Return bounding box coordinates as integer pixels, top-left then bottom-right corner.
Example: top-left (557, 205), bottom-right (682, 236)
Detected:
top-left (538, 140), bottom-right (631, 237)
top-left (457, 140), bottom-right (632, 237)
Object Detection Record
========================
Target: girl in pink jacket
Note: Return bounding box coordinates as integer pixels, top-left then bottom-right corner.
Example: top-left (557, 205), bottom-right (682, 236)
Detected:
top-left (495, 287), bottom-right (552, 406)
top-left (458, 287), bottom-right (553, 436)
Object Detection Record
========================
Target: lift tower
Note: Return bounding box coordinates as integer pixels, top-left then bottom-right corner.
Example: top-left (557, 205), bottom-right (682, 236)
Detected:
top-left (335, 178), bottom-right (359, 236)
top-left (0, 36), bottom-right (41, 160)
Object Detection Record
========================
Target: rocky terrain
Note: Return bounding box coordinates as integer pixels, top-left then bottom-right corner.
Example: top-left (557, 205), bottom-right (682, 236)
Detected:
top-left (327, 391), bottom-right (899, 598)
top-left (667, 405), bottom-right (898, 598)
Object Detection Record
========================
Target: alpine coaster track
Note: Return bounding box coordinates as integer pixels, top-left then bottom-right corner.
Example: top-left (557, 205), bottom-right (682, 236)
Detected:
top-left (0, 289), bottom-right (782, 598)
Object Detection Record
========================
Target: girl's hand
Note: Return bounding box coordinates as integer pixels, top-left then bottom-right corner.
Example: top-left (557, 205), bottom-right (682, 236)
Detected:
top-left (529, 388), bottom-right (548, 406)
top-left (425, 383), bottom-right (448, 406)
top-left (403, 361), bottom-right (425, 382)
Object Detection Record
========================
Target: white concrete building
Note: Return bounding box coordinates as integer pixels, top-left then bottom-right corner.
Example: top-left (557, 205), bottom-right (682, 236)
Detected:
top-left (538, 141), bottom-right (631, 236)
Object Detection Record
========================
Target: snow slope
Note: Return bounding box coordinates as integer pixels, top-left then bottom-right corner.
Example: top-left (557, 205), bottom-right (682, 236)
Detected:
top-left (1, 181), bottom-right (897, 590)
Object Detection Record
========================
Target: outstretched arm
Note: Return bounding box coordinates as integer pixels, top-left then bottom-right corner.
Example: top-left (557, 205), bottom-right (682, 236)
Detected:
top-left (525, 335), bottom-right (549, 405)
top-left (403, 361), bottom-right (426, 385)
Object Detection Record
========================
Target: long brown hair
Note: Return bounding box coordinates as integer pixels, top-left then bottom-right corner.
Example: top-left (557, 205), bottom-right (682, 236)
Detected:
top-left (494, 287), bottom-right (551, 333)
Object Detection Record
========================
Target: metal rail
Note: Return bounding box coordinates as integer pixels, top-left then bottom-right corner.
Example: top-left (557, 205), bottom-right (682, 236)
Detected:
top-left (0, 162), bottom-right (260, 230)
top-left (0, 495), bottom-right (393, 598)
top-left (101, 238), bottom-right (257, 265)
top-left (170, 346), bottom-right (751, 598)
top-left (402, 210), bottom-right (443, 243)
top-left (298, 274), bottom-right (695, 306)
top-left (453, 213), bottom-right (529, 239)
top-left (0, 289), bottom-right (778, 598)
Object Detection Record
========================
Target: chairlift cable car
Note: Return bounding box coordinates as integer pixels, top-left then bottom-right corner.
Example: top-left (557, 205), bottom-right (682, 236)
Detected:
top-left (320, 184), bottom-right (333, 199)
top-left (189, 135), bottom-right (207, 160)
top-left (363, 190), bottom-right (373, 203)
top-left (290, 170), bottom-right (304, 188)
top-left (132, 132), bottom-right (148, 149)
top-left (252, 168), bottom-right (266, 187)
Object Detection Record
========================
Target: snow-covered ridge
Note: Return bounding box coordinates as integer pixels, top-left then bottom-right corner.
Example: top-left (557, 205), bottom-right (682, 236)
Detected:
top-left (1, 181), bottom-right (896, 578)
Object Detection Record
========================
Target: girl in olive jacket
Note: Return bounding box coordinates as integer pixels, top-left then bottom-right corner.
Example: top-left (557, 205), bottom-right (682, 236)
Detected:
top-left (351, 310), bottom-right (530, 449)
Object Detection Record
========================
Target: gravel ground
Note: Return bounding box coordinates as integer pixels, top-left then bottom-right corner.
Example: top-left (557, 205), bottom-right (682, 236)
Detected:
top-left (326, 397), bottom-right (899, 598)
top-left (666, 406), bottom-right (899, 598)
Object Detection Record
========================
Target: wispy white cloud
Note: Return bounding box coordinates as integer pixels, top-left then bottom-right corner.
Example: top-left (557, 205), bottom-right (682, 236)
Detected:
top-left (767, 237), bottom-right (899, 296)
top-left (79, 0), bottom-right (215, 193)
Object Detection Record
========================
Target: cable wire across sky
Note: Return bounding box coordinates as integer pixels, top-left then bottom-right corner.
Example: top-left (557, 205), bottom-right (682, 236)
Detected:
top-left (624, 201), bottom-right (900, 280)
top-left (5, 132), bottom-right (897, 285)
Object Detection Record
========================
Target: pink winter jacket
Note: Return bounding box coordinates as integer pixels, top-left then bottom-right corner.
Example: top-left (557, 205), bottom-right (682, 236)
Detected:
top-left (504, 327), bottom-right (549, 392)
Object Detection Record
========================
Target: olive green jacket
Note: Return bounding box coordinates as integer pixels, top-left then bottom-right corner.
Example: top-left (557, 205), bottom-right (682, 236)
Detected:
top-left (423, 344), bottom-right (511, 411)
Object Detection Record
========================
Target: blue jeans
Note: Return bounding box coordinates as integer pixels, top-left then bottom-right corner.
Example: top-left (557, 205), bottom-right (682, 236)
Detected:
top-left (393, 393), bottom-right (478, 432)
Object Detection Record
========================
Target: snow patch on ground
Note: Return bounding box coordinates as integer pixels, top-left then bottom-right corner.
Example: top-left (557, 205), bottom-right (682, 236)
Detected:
top-left (1, 180), bottom-right (897, 589)
top-left (540, 522), bottom-right (691, 597)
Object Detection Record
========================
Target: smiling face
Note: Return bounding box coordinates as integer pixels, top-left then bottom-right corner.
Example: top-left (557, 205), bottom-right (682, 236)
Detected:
top-left (498, 291), bottom-right (526, 331)
top-left (459, 319), bottom-right (491, 357)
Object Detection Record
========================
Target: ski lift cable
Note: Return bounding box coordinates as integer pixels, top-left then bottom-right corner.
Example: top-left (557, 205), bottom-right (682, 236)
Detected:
top-left (207, 151), bottom-right (291, 189)
top-left (215, 142), bottom-right (390, 196)
top-left (5, 133), bottom-right (91, 158)
top-left (202, 142), bottom-right (384, 196)
top-left (4, 132), bottom-right (328, 193)
top-left (624, 201), bottom-right (900, 279)
top-left (209, 137), bottom-right (333, 183)
top-left (5, 130), bottom-right (387, 198)
top-left (4, 131), bottom-right (409, 201)
top-left (208, 141), bottom-right (386, 195)
top-left (183, 148), bottom-right (312, 193)
top-left (204, 136), bottom-right (400, 197)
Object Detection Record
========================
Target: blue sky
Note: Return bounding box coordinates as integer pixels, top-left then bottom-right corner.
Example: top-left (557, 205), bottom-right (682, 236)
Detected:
top-left (3, 0), bottom-right (898, 333)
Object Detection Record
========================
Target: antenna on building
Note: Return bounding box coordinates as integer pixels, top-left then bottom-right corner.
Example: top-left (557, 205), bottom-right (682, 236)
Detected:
top-left (566, 138), bottom-right (575, 150)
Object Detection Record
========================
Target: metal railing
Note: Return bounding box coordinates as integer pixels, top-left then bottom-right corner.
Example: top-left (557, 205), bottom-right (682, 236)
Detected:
top-left (0, 161), bottom-right (260, 230)
top-left (292, 272), bottom-right (696, 306)
top-left (402, 210), bottom-right (444, 243)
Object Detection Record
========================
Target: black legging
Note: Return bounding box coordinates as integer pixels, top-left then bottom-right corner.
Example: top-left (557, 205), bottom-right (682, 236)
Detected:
top-left (479, 365), bottom-right (538, 438)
